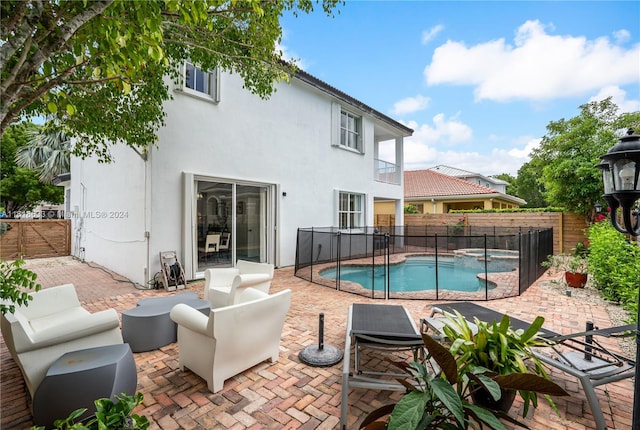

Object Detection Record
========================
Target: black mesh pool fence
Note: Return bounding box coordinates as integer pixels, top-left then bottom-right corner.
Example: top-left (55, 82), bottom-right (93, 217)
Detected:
top-left (295, 226), bottom-right (553, 301)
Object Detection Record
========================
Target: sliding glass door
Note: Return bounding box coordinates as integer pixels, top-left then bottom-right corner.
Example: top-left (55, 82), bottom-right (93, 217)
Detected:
top-left (235, 185), bottom-right (267, 262)
top-left (194, 179), bottom-right (271, 274)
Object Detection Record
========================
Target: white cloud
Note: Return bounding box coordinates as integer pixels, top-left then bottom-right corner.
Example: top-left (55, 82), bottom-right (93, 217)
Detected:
top-left (401, 114), bottom-right (538, 175)
top-left (390, 95), bottom-right (430, 116)
top-left (421, 24), bottom-right (444, 45)
top-left (589, 85), bottom-right (640, 113)
top-left (424, 20), bottom-right (640, 102)
top-left (613, 29), bottom-right (631, 44)
top-left (404, 113), bottom-right (473, 147)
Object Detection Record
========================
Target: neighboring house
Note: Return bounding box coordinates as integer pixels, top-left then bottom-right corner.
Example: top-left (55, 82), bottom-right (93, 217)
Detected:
top-left (427, 165), bottom-right (510, 193)
top-left (398, 169), bottom-right (526, 214)
top-left (68, 65), bottom-right (412, 284)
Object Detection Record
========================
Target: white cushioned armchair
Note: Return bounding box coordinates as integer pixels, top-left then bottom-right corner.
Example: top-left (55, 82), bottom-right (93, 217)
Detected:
top-left (204, 260), bottom-right (275, 308)
top-left (170, 288), bottom-right (291, 393)
top-left (0, 284), bottom-right (123, 398)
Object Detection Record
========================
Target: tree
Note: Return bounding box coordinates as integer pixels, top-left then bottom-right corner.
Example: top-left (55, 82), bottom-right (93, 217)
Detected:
top-left (513, 161), bottom-right (549, 208)
top-left (1, 0), bottom-right (341, 161)
top-left (530, 98), bottom-right (640, 216)
top-left (0, 122), bottom-right (64, 216)
top-left (16, 126), bottom-right (71, 183)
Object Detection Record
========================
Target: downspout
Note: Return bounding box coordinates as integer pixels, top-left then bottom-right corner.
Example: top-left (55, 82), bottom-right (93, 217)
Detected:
top-left (144, 150), bottom-right (151, 287)
top-left (132, 146), bottom-right (151, 287)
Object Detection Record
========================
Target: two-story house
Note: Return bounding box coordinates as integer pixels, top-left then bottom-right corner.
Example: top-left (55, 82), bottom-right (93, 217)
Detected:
top-left (67, 65), bottom-right (412, 285)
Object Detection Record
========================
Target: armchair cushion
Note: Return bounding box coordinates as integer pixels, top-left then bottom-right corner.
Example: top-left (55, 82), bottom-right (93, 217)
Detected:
top-left (170, 288), bottom-right (291, 393)
top-left (0, 284), bottom-right (123, 398)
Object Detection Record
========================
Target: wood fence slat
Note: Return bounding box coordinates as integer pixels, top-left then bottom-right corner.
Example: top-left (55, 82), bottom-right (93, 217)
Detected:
top-left (0, 220), bottom-right (71, 260)
top-left (375, 212), bottom-right (588, 254)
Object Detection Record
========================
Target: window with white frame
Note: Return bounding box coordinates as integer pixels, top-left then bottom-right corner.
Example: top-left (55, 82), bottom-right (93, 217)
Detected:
top-left (183, 61), bottom-right (219, 102)
top-left (340, 108), bottom-right (362, 152)
top-left (338, 191), bottom-right (364, 229)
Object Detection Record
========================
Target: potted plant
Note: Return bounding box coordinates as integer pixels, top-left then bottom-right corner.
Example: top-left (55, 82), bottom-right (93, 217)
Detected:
top-left (440, 311), bottom-right (564, 415)
top-left (543, 245), bottom-right (589, 288)
top-left (359, 316), bottom-right (568, 430)
top-left (31, 392), bottom-right (150, 430)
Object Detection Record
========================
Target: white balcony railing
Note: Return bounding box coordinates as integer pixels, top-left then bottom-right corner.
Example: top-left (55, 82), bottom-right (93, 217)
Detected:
top-left (375, 159), bottom-right (400, 184)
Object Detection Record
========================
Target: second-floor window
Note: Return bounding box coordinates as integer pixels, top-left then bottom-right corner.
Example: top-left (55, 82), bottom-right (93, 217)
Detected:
top-left (183, 62), bottom-right (219, 102)
top-left (340, 109), bottom-right (362, 152)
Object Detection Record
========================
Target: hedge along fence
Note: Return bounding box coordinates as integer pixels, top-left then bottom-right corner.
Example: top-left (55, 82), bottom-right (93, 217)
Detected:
top-left (375, 212), bottom-right (588, 255)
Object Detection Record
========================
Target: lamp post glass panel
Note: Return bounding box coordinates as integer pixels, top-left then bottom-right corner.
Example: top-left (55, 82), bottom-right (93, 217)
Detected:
top-left (596, 128), bottom-right (640, 429)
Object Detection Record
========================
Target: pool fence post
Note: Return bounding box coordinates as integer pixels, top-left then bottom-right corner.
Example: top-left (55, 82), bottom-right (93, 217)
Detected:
top-left (385, 233), bottom-right (390, 300)
top-left (484, 234), bottom-right (488, 301)
top-left (336, 230), bottom-right (341, 291)
top-left (434, 233), bottom-right (439, 300)
top-left (310, 227), bottom-right (314, 283)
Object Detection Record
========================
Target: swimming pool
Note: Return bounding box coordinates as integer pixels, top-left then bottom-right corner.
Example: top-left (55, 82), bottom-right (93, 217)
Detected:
top-left (320, 256), bottom-right (500, 293)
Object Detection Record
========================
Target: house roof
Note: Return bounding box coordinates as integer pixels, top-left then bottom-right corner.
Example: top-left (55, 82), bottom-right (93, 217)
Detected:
top-left (52, 172), bottom-right (71, 186)
top-left (428, 165), bottom-right (510, 185)
top-left (294, 68), bottom-right (414, 137)
top-left (404, 169), bottom-right (526, 204)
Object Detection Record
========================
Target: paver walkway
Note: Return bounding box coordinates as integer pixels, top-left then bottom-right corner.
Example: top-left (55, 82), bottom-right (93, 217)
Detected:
top-left (1, 256), bottom-right (634, 429)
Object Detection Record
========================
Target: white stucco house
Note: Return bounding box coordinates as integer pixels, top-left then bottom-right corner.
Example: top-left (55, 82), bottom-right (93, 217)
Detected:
top-left (427, 165), bottom-right (510, 193)
top-left (68, 64), bottom-right (412, 285)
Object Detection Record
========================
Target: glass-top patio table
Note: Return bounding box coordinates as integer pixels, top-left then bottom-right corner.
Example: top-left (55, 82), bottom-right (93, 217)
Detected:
top-left (340, 303), bottom-right (424, 429)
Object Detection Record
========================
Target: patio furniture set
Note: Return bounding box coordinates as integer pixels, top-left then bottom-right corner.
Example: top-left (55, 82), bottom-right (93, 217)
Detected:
top-left (0, 260), bottom-right (287, 428)
top-left (1, 259), bottom-right (635, 429)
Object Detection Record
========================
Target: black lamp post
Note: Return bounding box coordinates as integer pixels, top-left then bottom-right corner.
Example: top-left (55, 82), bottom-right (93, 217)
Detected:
top-left (596, 128), bottom-right (640, 429)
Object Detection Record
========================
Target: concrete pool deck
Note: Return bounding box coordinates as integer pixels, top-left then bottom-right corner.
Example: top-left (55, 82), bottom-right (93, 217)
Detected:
top-left (1, 256), bottom-right (634, 429)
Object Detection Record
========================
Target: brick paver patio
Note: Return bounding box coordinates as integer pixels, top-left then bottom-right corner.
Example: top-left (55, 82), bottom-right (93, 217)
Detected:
top-left (1, 256), bottom-right (634, 429)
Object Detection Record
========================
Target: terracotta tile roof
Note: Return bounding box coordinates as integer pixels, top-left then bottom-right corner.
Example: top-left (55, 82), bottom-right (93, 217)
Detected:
top-left (404, 169), bottom-right (500, 198)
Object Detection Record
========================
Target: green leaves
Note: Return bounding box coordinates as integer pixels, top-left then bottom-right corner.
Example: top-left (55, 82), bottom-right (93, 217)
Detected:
top-left (587, 221), bottom-right (640, 319)
top-left (529, 97), bottom-right (640, 216)
top-left (0, 259), bottom-right (41, 315)
top-left (1, 0), bottom-right (343, 160)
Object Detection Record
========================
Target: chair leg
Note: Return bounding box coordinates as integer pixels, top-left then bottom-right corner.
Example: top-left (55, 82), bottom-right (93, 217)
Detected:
top-left (579, 374), bottom-right (607, 430)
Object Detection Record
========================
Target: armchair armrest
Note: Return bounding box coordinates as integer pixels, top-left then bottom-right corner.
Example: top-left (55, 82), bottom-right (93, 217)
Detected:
top-left (237, 274), bottom-right (271, 288)
top-left (15, 309), bottom-right (121, 353)
top-left (170, 303), bottom-right (210, 336)
top-left (204, 268), bottom-right (240, 290)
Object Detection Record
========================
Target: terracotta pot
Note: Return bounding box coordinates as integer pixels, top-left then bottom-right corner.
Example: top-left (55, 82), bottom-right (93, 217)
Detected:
top-left (565, 272), bottom-right (588, 288)
top-left (471, 386), bottom-right (517, 412)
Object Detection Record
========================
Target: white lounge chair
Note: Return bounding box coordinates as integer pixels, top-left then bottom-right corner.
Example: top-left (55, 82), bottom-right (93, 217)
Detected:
top-left (0, 284), bottom-right (123, 398)
top-left (170, 288), bottom-right (291, 393)
top-left (203, 260), bottom-right (274, 308)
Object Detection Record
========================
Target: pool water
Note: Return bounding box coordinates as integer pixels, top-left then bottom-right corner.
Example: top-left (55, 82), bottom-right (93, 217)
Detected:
top-left (320, 256), bottom-right (496, 292)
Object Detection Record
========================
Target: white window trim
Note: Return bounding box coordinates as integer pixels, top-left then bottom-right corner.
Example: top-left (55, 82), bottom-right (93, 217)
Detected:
top-left (331, 103), bottom-right (365, 154)
top-left (334, 189), bottom-right (366, 232)
top-left (175, 62), bottom-right (220, 104)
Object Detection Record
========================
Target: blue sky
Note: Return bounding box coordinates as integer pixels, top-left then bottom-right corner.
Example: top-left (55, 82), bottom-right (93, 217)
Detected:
top-left (280, 1), bottom-right (640, 176)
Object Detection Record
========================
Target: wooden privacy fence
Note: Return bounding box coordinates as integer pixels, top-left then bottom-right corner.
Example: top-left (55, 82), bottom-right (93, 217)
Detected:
top-left (0, 219), bottom-right (71, 260)
top-left (375, 212), bottom-right (589, 255)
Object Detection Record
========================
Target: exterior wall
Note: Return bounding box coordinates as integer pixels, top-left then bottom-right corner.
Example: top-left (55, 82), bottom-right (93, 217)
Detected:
top-left (71, 71), bottom-right (406, 284)
top-left (407, 197), bottom-right (520, 214)
top-left (69, 145), bottom-right (148, 284)
top-left (374, 201), bottom-right (396, 215)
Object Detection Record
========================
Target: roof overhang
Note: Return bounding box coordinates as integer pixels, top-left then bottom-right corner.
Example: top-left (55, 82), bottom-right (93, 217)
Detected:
top-left (53, 173), bottom-right (70, 186)
top-left (406, 193), bottom-right (526, 205)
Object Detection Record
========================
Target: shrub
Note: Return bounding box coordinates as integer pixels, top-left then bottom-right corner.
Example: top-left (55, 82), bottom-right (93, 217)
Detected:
top-left (0, 259), bottom-right (41, 315)
top-left (587, 222), bottom-right (640, 321)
